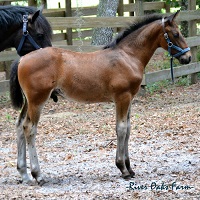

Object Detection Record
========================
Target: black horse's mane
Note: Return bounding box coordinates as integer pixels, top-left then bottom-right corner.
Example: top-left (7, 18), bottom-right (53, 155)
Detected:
top-left (104, 14), bottom-right (162, 49)
top-left (0, 5), bottom-right (52, 38)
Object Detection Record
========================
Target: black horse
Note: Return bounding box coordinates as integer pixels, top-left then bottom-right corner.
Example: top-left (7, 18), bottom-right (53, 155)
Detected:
top-left (0, 5), bottom-right (59, 101)
top-left (0, 5), bottom-right (52, 56)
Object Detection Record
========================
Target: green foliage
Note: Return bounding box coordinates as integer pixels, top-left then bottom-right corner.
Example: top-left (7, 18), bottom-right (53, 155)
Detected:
top-left (176, 76), bottom-right (191, 86)
top-left (165, 0), bottom-right (180, 7)
top-left (146, 80), bottom-right (170, 94)
top-left (6, 113), bottom-right (12, 121)
top-left (12, 1), bottom-right (27, 6)
top-left (146, 75), bottom-right (194, 94)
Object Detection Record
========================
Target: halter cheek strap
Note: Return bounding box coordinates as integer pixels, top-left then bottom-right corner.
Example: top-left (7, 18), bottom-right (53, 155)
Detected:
top-left (161, 17), bottom-right (190, 58)
top-left (17, 14), bottom-right (41, 55)
top-left (161, 17), bottom-right (190, 83)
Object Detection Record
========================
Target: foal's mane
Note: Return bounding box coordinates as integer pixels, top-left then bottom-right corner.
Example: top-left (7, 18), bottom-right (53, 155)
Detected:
top-left (104, 14), bottom-right (162, 49)
top-left (0, 5), bottom-right (52, 38)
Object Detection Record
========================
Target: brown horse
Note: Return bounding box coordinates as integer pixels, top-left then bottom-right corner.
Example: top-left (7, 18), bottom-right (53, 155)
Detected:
top-left (10, 11), bottom-right (191, 185)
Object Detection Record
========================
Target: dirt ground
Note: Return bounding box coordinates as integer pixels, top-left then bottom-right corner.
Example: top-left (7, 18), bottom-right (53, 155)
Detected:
top-left (0, 82), bottom-right (199, 200)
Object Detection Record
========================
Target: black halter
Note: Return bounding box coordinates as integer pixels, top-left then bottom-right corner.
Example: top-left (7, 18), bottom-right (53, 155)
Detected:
top-left (162, 17), bottom-right (190, 83)
top-left (17, 14), bottom-right (41, 55)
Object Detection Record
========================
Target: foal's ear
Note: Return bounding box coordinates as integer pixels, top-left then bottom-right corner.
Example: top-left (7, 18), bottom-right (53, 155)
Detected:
top-left (30, 10), bottom-right (40, 24)
top-left (165, 10), bottom-right (180, 24)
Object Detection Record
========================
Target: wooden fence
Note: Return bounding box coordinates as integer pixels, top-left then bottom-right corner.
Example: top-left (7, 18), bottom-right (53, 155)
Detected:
top-left (0, 0), bottom-right (200, 93)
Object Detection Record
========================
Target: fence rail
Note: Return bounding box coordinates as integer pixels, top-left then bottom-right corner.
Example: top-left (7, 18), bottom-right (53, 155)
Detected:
top-left (45, 11), bottom-right (200, 30)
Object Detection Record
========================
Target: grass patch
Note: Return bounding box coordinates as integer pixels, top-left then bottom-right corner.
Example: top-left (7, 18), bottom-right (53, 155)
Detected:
top-left (146, 75), bottom-right (194, 94)
top-left (146, 80), bottom-right (171, 94)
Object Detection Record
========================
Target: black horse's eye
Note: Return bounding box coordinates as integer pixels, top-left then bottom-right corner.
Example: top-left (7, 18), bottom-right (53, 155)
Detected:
top-left (174, 32), bottom-right (179, 38)
top-left (37, 34), bottom-right (44, 40)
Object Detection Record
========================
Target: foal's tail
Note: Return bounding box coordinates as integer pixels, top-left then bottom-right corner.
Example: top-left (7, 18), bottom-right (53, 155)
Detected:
top-left (10, 59), bottom-right (24, 110)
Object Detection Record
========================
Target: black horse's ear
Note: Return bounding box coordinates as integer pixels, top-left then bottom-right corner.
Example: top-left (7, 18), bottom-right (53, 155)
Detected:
top-left (30, 10), bottom-right (40, 24)
top-left (38, 5), bottom-right (44, 13)
top-left (165, 10), bottom-right (180, 24)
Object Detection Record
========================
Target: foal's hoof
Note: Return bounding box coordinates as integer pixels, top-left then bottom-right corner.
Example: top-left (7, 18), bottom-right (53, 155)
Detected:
top-left (37, 178), bottom-right (47, 186)
top-left (122, 170), bottom-right (135, 179)
top-left (50, 94), bottom-right (58, 102)
top-left (129, 170), bottom-right (135, 178)
top-left (22, 179), bottom-right (36, 186)
top-left (122, 173), bottom-right (132, 180)
top-left (36, 176), bottom-right (47, 186)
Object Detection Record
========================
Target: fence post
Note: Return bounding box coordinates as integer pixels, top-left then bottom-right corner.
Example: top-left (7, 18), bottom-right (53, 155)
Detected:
top-left (65, 0), bottom-right (73, 45)
top-left (118, 0), bottom-right (124, 16)
top-left (129, 0), bottom-right (134, 16)
top-left (188, 0), bottom-right (197, 84)
top-left (165, 1), bottom-right (170, 13)
top-left (135, 0), bottom-right (144, 16)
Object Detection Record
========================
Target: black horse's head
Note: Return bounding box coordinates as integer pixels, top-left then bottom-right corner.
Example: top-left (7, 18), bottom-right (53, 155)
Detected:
top-left (0, 5), bottom-right (52, 56)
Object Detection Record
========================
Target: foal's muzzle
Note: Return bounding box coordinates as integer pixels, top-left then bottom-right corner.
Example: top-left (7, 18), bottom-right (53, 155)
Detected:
top-left (179, 54), bottom-right (192, 64)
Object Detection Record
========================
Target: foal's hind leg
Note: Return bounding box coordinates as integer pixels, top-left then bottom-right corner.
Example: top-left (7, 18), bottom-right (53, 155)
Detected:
top-left (23, 105), bottom-right (45, 185)
top-left (16, 101), bottom-right (33, 184)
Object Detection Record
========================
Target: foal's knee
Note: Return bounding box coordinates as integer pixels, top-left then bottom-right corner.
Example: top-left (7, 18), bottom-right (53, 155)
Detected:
top-left (116, 122), bottom-right (127, 135)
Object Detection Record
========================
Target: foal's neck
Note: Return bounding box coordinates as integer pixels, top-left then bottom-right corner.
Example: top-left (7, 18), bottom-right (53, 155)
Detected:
top-left (121, 20), bottom-right (162, 68)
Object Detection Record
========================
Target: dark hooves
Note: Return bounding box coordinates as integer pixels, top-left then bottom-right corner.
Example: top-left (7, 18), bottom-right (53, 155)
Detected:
top-left (37, 180), bottom-right (46, 186)
top-left (50, 93), bottom-right (58, 102)
top-left (122, 171), bottom-right (135, 180)
top-left (130, 171), bottom-right (135, 178)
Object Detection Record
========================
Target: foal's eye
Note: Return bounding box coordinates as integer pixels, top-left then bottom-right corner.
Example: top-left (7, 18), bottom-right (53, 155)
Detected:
top-left (37, 34), bottom-right (44, 40)
top-left (173, 32), bottom-right (179, 38)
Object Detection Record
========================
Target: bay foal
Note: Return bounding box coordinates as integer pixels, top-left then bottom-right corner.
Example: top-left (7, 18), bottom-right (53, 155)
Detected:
top-left (10, 11), bottom-right (191, 185)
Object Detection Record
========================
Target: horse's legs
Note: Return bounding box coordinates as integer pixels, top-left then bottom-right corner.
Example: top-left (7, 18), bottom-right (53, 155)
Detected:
top-left (115, 94), bottom-right (132, 179)
top-left (16, 101), bottom-right (32, 184)
top-left (124, 108), bottom-right (135, 177)
top-left (23, 104), bottom-right (45, 185)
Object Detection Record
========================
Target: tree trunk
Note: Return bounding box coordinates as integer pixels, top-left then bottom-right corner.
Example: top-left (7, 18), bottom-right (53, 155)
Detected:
top-left (0, 1), bottom-right (11, 5)
top-left (180, 0), bottom-right (188, 37)
top-left (41, 0), bottom-right (47, 8)
top-left (91, 0), bottom-right (119, 45)
top-left (28, 0), bottom-right (37, 7)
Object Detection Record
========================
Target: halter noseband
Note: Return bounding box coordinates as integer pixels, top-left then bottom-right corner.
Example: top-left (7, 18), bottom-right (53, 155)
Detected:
top-left (17, 14), bottom-right (41, 55)
top-left (161, 17), bottom-right (190, 83)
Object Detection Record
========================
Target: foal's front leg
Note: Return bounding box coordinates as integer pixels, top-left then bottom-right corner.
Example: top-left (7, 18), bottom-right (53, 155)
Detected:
top-left (124, 108), bottom-right (135, 177)
top-left (115, 96), bottom-right (133, 179)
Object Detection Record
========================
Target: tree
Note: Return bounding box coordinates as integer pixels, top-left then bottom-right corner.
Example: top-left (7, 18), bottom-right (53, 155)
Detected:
top-left (180, 0), bottom-right (188, 37)
top-left (91, 0), bottom-right (119, 45)
top-left (28, 0), bottom-right (37, 6)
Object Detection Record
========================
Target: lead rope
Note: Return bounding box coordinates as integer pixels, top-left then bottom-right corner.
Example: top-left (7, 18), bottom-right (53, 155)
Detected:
top-left (170, 57), bottom-right (174, 83)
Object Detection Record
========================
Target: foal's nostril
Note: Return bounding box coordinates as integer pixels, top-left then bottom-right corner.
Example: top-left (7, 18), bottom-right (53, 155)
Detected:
top-left (188, 56), bottom-right (192, 63)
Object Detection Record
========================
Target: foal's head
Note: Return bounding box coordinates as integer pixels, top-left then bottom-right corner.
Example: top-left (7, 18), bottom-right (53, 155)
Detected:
top-left (160, 11), bottom-right (191, 64)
